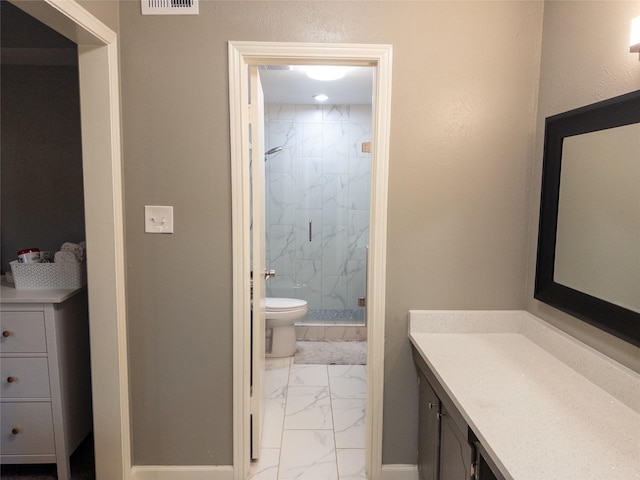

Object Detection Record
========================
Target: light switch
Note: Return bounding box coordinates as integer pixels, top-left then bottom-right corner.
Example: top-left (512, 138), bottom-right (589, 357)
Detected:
top-left (145, 205), bottom-right (174, 234)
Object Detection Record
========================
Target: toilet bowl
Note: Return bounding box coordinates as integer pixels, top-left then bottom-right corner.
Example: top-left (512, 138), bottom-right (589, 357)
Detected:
top-left (265, 297), bottom-right (307, 357)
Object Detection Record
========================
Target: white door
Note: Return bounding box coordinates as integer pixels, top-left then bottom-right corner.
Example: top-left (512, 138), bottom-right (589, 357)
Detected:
top-left (249, 65), bottom-right (266, 460)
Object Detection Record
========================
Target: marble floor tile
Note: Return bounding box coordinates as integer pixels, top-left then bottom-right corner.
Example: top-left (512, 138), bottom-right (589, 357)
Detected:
top-left (289, 364), bottom-right (329, 386)
top-left (336, 449), bottom-right (367, 480)
top-left (262, 398), bottom-right (286, 448)
top-left (284, 386), bottom-right (333, 430)
top-left (328, 365), bottom-right (367, 399)
top-left (250, 448), bottom-right (280, 480)
top-left (265, 363), bottom-right (291, 399)
top-left (332, 398), bottom-right (366, 449)
top-left (278, 430), bottom-right (338, 480)
top-left (266, 357), bottom-right (293, 368)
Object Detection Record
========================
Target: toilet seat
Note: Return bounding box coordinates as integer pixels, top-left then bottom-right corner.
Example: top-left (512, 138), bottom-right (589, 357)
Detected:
top-left (265, 297), bottom-right (307, 312)
top-left (265, 297), bottom-right (308, 327)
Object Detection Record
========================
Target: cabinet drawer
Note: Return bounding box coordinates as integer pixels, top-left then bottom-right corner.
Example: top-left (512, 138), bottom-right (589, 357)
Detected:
top-left (0, 312), bottom-right (47, 353)
top-left (1, 358), bottom-right (51, 398)
top-left (1, 402), bottom-right (55, 455)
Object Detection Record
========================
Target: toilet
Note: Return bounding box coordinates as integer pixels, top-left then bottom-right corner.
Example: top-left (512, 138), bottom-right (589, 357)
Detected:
top-left (265, 297), bottom-right (307, 357)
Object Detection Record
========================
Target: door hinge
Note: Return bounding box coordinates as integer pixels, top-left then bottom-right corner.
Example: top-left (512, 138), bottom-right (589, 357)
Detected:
top-left (247, 104), bottom-right (257, 124)
top-left (250, 391), bottom-right (258, 412)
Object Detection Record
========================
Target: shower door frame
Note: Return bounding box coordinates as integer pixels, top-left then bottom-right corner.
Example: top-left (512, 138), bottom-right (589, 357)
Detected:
top-left (229, 41), bottom-right (393, 480)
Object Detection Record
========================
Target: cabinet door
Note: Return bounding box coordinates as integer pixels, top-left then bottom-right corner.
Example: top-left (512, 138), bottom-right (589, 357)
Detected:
top-left (418, 373), bottom-right (440, 480)
top-left (439, 404), bottom-right (474, 480)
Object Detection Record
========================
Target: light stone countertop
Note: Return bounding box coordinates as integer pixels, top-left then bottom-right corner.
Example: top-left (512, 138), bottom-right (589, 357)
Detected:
top-left (409, 310), bottom-right (640, 480)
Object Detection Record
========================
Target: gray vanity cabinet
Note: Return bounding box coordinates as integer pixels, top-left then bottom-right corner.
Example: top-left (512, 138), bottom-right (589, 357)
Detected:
top-left (418, 375), bottom-right (440, 480)
top-left (414, 348), bottom-right (502, 480)
top-left (417, 368), bottom-right (474, 480)
top-left (439, 403), bottom-right (474, 479)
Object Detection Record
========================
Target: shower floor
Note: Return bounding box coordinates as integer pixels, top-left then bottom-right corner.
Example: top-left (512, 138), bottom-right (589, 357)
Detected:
top-left (305, 308), bottom-right (365, 322)
top-left (295, 323), bottom-right (367, 342)
top-left (294, 340), bottom-right (367, 365)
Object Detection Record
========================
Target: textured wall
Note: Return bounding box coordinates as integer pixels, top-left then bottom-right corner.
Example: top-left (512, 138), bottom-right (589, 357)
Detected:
top-left (119, 0), bottom-right (544, 466)
top-left (525, 0), bottom-right (640, 372)
top-left (77, 0), bottom-right (118, 33)
top-left (0, 65), bottom-right (85, 274)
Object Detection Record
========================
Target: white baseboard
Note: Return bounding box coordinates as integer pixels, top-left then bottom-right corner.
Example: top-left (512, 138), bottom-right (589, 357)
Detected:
top-left (130, 465), bottom-right (234, 480)
top-left (381, 464), bottom-right (419, 480)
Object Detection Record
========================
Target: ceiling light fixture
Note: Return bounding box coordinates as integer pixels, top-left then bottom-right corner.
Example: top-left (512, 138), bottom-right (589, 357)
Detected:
top-left (305, 66), bottom-right (348, 81)
top-left (631, 16), bottom-right (640, 58)
top-left (313, 94), bottom-right (329, 102)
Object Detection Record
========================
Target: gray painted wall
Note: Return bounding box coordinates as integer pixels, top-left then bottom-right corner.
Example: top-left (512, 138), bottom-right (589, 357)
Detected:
top-left (119, 1), bottom-right (545, 466)
top-left (0, 65), bottom-right (86, 274)
top-left (525, 0), bottom-right (640, 373)
top-left (77, 0), bottom-right (119, 33)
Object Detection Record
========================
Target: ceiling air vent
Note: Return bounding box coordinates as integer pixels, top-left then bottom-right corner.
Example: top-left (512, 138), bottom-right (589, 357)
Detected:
top-left (141, 0), bottom-right (199, 15)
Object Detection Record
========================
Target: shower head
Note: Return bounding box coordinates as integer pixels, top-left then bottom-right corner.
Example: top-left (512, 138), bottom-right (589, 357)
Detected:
top-left (265, 146), bottom-right (283, 156)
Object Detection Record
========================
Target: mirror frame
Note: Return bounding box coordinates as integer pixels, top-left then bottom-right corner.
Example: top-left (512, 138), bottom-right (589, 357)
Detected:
top-left (535, 89), bottom-right (640, 348)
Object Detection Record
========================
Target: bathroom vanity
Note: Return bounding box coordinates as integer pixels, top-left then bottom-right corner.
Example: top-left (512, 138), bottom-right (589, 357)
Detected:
top-left (0, 280), bottom-right (92, 480)
top-left (409, 310), bottom-right (640, 480)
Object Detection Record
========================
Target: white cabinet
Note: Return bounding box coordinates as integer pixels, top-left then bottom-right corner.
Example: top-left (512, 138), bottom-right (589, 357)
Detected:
top-left (1, 283), bottom-right (92, 479)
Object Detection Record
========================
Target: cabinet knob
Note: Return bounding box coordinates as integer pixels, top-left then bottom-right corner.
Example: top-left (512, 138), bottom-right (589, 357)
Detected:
top-left (437, 412), bottom-right (445, 420)
top-left (428, 401), bottom-right (437, 410)
top-left (2, 330), bottom-right (11, 337)
top-left (7, 376), bottom-right (17, 383)
top-left (11, 427), bottom-right (21, 435)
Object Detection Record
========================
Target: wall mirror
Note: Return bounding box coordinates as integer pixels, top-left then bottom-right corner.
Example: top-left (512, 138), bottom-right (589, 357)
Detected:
top-left (535, 90), bottom-right (640, 348)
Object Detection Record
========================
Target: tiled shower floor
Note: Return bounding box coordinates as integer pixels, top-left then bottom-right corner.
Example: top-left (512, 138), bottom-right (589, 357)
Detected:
top-left (249, 357), bottom-right (367, 480)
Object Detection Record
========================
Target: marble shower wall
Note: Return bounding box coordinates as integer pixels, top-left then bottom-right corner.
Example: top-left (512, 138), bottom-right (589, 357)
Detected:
top-left (265, 103), bottom-right (371, 322)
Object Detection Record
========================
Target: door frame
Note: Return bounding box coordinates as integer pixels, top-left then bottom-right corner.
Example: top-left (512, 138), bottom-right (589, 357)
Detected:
top-left (9, 1), bottom-right (130, 479)
top-left (228, 41), bottom-right (393, 480)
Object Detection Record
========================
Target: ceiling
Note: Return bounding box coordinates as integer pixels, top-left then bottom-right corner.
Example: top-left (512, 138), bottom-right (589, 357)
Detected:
top-left (259, 65), bottom-right (373, 105)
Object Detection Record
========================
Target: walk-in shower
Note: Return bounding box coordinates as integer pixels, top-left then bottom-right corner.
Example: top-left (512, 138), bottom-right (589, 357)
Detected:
top-left (263, 103), bottom-right (372, 329)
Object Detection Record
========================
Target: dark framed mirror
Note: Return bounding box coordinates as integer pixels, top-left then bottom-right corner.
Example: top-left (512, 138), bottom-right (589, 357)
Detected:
top-left (535, 90), bottom-right (640, 348)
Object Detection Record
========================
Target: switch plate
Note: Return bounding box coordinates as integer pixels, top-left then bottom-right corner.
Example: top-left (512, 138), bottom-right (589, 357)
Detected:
top-left (361, 141), bottom-right (371, 153)
top-left (145, 205), bottom-right (174, 233)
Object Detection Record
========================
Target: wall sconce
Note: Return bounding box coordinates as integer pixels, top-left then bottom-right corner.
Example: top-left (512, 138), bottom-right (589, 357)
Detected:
top-left (631, 16), bottom-right (640, 57)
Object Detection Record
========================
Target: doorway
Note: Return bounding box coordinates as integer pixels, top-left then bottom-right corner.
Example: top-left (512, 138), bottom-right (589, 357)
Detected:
top-left (8, 1), bottom-right (130, 479)
top-left (229, 41), bottom-right (392, 480)
top-left (260, 65), bottom-right (373, 330)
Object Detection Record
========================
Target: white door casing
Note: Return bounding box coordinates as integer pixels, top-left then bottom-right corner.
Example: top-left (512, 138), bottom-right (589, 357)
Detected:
top-left (229, 41), bottom-right (393, 480)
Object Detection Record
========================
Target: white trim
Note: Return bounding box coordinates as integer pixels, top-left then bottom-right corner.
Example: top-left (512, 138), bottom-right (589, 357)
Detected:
top-left (381, 464), bottom-right (420, 480)
top-left (10, 1), bottom-right (130, 479)
top-left (229, 41), bottom-right (392, 480)
top-left (229, 42), bottom-right (252, 480)
top-left (131, 465), bottom-right (234, 480)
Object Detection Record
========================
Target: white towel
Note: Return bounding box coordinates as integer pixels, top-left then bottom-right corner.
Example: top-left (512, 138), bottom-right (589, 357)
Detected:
top-left (54, 251), bottom-right (79, 263)
top-left (60, 242), bottom-right (85, 262)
